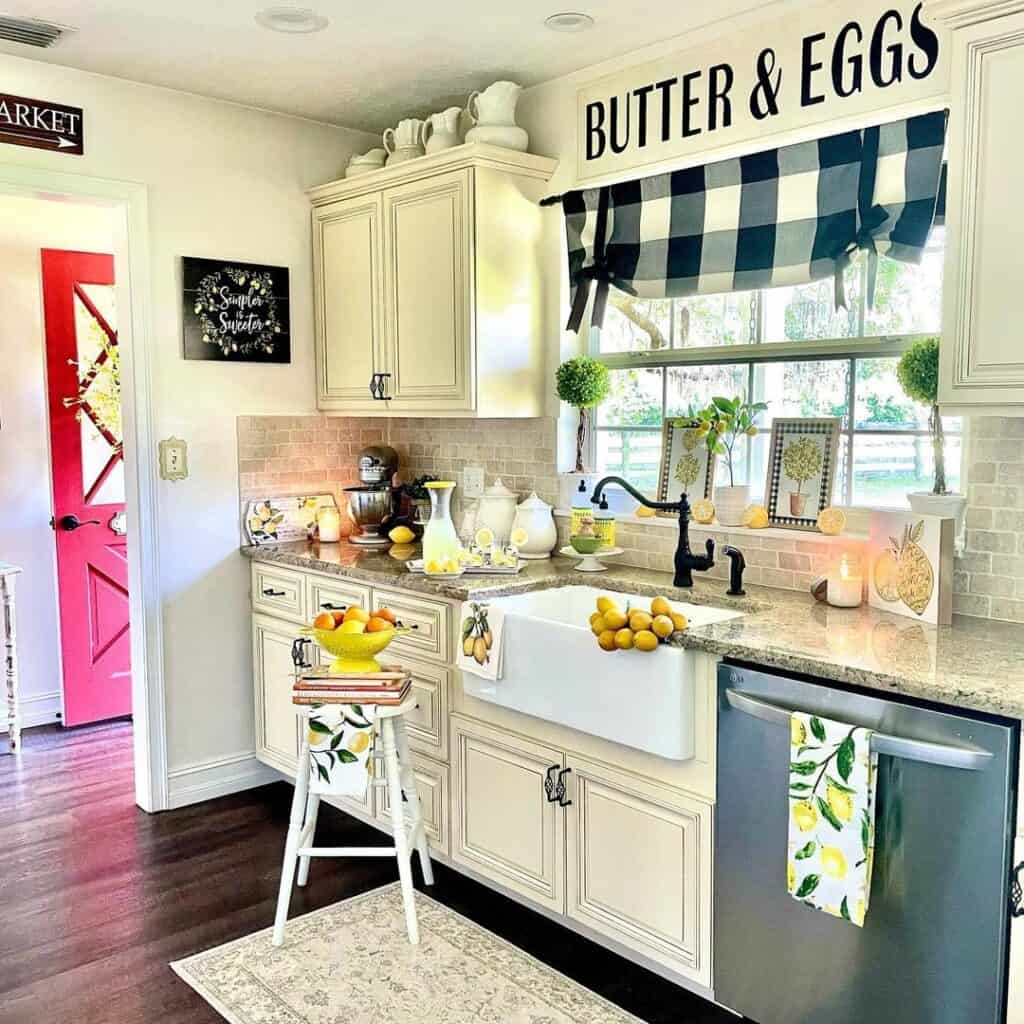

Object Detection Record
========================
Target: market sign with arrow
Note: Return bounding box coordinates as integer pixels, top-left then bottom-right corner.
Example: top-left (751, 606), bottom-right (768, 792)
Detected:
top-left (0, 92), bottom-right (83, 155)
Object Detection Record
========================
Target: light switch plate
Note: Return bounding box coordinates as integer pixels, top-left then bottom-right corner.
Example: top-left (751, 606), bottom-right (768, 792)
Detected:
top-left (159, 436), bottom-right (188, 481)
top-left (462, 465), bottom-right (485, 498)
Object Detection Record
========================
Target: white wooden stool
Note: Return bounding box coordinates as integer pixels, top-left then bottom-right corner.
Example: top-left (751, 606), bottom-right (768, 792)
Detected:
top-left (272, 695), bottom-right (433, 947)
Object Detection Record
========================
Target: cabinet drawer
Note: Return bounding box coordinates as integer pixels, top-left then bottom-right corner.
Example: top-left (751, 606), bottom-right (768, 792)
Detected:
top-left (375, 751), bottom-right (449, 856)
top-left (252, 563), bottom-right (306, 623)
top-left (400, 655), bottom-right (450, 760)
top-left (371, 586), bottom-right (450, 663)
top-left (306, 574), bottom-right (372, 620)
top-left (565, 754), bottom-right (711, 987)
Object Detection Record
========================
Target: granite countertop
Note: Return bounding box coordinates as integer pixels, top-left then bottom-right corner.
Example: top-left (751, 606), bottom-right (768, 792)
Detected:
top-left (244, 541), bottom-right (1024, 723)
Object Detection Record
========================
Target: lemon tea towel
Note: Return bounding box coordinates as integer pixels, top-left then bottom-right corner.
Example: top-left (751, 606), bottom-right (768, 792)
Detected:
top-left (306, 704), bottom-right (377, 799)
top-left (457, 601), bottom-right (504, 682)
top-left (788, 712), bottom-right (878, 927)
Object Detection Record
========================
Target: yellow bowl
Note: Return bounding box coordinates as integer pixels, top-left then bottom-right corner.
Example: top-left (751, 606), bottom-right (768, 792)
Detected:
top-left (303, 625), bottom-right (409, 674)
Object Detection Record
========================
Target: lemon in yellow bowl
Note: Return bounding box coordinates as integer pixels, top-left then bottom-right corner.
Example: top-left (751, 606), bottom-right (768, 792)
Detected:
top-left (302, 625), bottom-right (411, 674)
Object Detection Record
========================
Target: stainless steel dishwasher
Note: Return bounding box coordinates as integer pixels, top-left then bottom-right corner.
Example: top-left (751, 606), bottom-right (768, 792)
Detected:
top-left (715, 663), bottom-right (1018, 1024)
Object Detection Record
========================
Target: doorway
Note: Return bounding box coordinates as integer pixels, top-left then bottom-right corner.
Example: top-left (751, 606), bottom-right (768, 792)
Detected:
top-left (0, 169), bottom-right (165, 812)
top-left (42, 249), bottom-right (131, 727)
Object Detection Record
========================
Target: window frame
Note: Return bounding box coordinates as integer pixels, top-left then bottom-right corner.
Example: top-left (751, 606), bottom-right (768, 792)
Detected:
top-left (589, 245), bottom-right (961, 509)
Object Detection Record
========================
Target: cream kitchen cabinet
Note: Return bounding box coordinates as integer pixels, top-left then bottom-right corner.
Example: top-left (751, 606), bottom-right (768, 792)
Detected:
top-left (565, 755), bottom-right (712, 988)
top-left (253, 612), bottom-right (304, 776)
top-left (451, 715), bottom-right (565, 913)
top-left (309, 144), bottom-right (556, 417)
top-left (933, 0), bottom-right (1024, 412)
top-left (376, 751), bottom-right (450, 857)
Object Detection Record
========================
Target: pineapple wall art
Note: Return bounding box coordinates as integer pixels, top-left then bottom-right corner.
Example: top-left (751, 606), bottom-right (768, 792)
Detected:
top-left (867, 511), bottom-right (953, 625)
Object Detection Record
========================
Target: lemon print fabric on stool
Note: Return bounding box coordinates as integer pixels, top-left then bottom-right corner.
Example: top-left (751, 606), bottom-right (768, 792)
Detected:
top-left (307, 703), bottom-right (378, 799)
top-left (787, 710), bottom-right (878, 927)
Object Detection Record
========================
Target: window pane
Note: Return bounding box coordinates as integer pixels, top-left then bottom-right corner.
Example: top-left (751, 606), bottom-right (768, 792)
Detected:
top-left (598, 298), bottom-right (673, 354)
top-left (851, 433), bottom-right (962, 507)
top-left (864, 228), bottom-right (944, 338)
top-left (762, 266), bottom-right (861, 343)
top-left (665, 364), bottom-right (748, 418)
top-left (596, 430), bottom-right (662, 494)
top-left (673, 292), bottom-right (756, 348)
top-left (597, 367), bottom-right (663, 427)
top-left (854, 357), bottom-right (929, 430)
top-left (755, 360), bottom-right (850, 424)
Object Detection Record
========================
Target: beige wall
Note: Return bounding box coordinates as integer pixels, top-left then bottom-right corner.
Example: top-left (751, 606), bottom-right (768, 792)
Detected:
top-left (0, 194), bottom-right (117, 730)
top-left (0, 52), bottom-right (376, 793)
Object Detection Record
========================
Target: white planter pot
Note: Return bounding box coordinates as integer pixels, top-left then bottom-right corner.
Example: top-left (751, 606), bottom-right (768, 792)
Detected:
top-left (908, 491), bottom-right (968, 552)
top-left (714, 484), bottom-right (750, 527)
top-left (558, 471), bottom-right (600, 511)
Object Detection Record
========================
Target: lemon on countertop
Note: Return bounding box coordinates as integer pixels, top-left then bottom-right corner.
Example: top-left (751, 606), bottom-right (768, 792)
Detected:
top-left (635, 505), bottom-right (657, 519)
top-left (388, 525), bottom-right (416, 544)
top-left (691, 498), bottom-right (715, 524)
top-left (817, 506), bottom-right (847, 536)
top-left (742, 504), bottom-right (769, 529)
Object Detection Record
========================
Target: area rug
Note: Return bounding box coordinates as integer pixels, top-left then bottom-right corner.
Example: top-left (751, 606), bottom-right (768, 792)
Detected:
top-left (171, 882), bottom-right (644, 1023)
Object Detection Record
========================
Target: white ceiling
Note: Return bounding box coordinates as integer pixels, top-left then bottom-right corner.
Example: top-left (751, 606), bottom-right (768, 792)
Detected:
top-left (0, 1), bottom-right (792, 132)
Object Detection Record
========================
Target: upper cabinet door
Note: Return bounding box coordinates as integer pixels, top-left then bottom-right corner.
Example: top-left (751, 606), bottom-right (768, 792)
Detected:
top-left (938, 4), bottom-right (1024, 411)
top-left (382, 169), bottom-right (474, 412)
top-left (313, 193), bottom-right (384, 410)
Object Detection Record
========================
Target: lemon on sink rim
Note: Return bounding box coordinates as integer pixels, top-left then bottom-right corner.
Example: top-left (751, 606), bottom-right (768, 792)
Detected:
top-left (596, 595), bottom-right (619, 615)
top-left (650, 596), bottom-right (671, 617)
top-left (634, 629), bottom-right (659, 652)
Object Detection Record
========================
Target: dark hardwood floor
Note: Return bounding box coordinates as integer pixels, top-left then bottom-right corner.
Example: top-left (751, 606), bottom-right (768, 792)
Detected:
top-left (0, 722), bottom-right (739, 1023)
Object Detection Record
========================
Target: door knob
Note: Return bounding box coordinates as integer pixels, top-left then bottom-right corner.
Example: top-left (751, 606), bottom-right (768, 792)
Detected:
top-left (59, 514), bottom-right (101, 531)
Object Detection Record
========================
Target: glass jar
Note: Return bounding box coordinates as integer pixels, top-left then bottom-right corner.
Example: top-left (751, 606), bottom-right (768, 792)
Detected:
top-left (422, 481), bottom-right (460, 573)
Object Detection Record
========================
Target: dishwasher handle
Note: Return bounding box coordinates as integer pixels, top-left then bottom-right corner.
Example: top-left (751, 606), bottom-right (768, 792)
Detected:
top-left (725, 688), bottom-right (994, 772)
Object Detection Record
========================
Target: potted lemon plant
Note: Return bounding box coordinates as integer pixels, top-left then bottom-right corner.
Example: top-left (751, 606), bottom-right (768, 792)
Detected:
top-left (897, 337), bottom-right (967, 545)
top-left (693, 396), bottom-right (767, 526)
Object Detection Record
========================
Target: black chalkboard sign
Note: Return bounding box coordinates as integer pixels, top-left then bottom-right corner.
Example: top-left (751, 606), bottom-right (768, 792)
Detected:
top-left (182, 257), bottom-right (290, 363)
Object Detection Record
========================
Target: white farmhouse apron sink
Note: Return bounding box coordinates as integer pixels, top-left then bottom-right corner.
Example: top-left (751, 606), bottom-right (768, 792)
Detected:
top-left (461, 585), bottom-right (743, 761)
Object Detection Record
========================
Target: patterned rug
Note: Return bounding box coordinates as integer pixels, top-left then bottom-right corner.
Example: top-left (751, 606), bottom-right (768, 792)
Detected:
top-left (171, 882), bottom-right (644, 1023)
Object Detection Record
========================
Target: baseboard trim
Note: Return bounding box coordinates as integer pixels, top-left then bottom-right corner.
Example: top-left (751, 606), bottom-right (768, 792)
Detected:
top-left (0, 690), bottom-right (62, 733)
top-left (167, 750), bottom-right (278, 810)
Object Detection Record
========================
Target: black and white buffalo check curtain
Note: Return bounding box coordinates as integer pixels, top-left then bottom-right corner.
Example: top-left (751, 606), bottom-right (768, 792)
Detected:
top-left (548, 109), bottom-right (947, 333)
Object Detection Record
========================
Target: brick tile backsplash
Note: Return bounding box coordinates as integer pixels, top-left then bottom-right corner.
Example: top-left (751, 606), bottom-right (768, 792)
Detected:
top-left (237, 413), bottom-right (1024, 625)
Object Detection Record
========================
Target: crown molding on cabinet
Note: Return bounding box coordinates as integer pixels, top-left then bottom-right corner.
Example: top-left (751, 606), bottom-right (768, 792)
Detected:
top-left (927, 0), bottom-right (1024, 26)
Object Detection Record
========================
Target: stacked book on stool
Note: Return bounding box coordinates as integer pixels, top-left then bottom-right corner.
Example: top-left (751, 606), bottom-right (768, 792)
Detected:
top-left (292, 664), bottom-right (412, 706)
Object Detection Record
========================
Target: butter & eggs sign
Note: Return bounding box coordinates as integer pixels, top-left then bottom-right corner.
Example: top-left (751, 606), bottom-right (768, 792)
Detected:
top-left (577, 0), bottom-right (948, 181)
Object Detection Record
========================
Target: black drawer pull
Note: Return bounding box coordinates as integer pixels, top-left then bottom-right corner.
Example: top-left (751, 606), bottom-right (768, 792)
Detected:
top-left (556, 767), bottom-right (572, 807)
top-left (320, 602), bottom-right (347, 611)
top-left (262, 587), bottom-right (287, 598)
top-left (1012, 861), bottom-right (1023, 919)
top-left (291, 637), bottom-right (313, 670)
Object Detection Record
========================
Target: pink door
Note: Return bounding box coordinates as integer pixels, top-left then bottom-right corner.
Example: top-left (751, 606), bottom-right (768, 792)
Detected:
top-left (42, 249), bottom-right (131, 727)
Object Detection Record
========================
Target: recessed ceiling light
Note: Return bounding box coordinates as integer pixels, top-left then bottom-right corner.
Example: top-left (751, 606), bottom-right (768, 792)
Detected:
top-left (255, 6), bottom-right (328, 33)
top-left (544, 12), bottom-right (594, 32)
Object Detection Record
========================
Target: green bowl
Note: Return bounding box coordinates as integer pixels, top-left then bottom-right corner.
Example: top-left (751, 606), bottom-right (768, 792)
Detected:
top-left (570, 534), bottom-right (602, 555)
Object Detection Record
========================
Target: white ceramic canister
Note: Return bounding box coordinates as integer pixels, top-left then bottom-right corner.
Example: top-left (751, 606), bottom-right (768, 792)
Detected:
top-left (475, 477), bottom-right (517, 544)
top-left (512, 492), bottom-right (557, 559)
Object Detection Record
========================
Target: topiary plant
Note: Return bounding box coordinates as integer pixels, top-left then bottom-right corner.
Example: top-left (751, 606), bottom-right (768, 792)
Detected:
top-left (897, 337), bottom-right (947, 494)
top-left (555, 357), bottom-right (610, 473)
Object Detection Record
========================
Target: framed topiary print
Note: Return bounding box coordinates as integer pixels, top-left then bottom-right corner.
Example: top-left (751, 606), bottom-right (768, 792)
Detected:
top-left (764, 417), bottom-right (841, 530)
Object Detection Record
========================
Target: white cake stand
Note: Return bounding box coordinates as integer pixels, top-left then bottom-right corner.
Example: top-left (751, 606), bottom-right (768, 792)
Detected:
top-left (559, 545), bottom-right (624, 573)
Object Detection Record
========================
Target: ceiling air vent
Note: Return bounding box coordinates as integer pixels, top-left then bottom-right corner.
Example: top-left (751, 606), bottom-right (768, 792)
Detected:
top-left (0, 15), bottom-right (68, 48)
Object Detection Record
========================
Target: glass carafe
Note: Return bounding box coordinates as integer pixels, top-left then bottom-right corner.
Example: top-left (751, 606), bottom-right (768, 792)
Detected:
top-left (422, 481), bottom-right (460, 573)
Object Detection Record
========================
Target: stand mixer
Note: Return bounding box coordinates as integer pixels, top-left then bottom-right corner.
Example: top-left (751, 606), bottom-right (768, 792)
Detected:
top-left (344, 444), bottom-right (399, 547)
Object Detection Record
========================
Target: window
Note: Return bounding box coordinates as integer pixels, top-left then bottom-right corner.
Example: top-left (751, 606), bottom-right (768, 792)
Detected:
top-left (594, 229), bottom-right (959, 507)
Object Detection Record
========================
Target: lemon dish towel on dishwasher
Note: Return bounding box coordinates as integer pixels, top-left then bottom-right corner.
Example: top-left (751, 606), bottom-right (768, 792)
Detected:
top-left (788, 712), bottom-right (878, 926)
top-left (457, 601), bottom-right (504, 682)
top-left (306, 704), bottom-right (377, 799)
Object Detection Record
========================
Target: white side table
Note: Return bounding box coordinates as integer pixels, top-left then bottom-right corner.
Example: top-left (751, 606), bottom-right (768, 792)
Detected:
top-left (0, 563), bottom-right (22, 754)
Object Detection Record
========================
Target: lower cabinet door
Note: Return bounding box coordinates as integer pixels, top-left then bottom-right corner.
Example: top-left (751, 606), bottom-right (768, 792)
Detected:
top-left (452, 716), bottom-right (565, 913)
top-left (564, 754), bottom-right (712, 988)
top-left (1010, 837), bottom-right (1024, 1024)
top-left (253, 614), bottom-right (302, 775)
top-left (375, 751), bottom-right (449, 856)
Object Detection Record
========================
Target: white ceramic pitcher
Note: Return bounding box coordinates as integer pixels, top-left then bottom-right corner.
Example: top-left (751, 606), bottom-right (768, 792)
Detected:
top-left (422, 106), bottom-right (462, 154)
top-left (465, 81), bottom-right (528, 152)
top-left (383, 118), bottom-right (425, 164)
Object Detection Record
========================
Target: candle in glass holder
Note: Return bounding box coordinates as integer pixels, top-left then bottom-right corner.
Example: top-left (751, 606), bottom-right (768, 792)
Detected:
top-left (827, 551), bottom-right (863, 608)
top-left (317, 507), bottom-right (341, 543)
